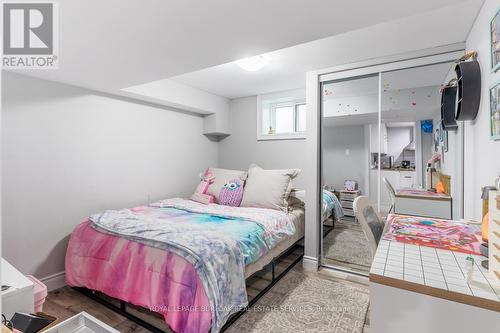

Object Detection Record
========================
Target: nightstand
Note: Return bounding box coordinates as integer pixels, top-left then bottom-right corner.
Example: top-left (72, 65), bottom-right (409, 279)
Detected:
top-left (339, 190), bottom-right (361, 221)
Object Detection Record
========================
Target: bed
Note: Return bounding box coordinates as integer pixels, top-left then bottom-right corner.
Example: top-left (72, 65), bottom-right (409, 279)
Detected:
top-left (289, 189), bottom-right (343, 222)
top-left (322, 190), bottom-right (343, 222)
top-left (65, 198), bottom-right (304, 333)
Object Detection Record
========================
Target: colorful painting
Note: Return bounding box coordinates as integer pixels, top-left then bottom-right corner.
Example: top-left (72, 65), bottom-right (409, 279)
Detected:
top-left (490, 80), bottom-right (500, 140)
top-left (491, 7), bottom-right (500, 72)
top-left (383, 214), bottom-right (482, 255)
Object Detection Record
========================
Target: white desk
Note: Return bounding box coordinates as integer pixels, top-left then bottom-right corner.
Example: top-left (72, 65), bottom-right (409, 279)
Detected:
top-left (1, 258), bottom-right (34, 319)
top-left (394, 189), bottom-right (452, 219)
top-left (369, 225), bottom-right (500, 333)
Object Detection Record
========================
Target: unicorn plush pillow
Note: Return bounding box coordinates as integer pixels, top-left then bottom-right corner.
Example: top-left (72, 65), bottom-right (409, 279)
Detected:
top-left (219, 179), bottom-right (244, 207)
top-left (191, 168), bottom-right (216, 204)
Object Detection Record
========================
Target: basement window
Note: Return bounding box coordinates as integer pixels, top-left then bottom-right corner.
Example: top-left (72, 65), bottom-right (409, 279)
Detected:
top-left (258, 90), bottom-right (306, 140)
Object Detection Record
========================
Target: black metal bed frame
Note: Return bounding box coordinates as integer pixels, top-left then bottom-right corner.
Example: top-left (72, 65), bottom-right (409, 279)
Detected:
top-left (73, 237), bottom-right (304, 333)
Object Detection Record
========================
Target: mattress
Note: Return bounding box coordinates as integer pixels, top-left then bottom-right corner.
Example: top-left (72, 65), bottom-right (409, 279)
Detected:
top-left (245, 207), bottom-right (304, 278)
top-left (290, 189), bottom-right (343, 222)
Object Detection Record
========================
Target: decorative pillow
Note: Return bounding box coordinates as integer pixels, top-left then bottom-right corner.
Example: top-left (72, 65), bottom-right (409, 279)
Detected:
top-left (206, 167), bottom-right (248, 203)
top-left (219, 179), bottom-right (244, 207)
top-left (194, 181), bottom-right (209, 195)
top-left (241, 164), bottom-right (301, 211)
top-left (190, 168), bottom-right (216, 204)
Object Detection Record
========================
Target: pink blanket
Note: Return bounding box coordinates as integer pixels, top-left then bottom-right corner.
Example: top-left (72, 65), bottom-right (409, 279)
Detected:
top-left (65, 220), bottom-right (212, 333)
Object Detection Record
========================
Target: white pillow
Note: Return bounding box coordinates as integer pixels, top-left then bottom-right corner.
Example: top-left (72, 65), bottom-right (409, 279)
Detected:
top-left (206, 167), bottom-right (248, 203)
top-left (241, 164), bottom-right (301, 211)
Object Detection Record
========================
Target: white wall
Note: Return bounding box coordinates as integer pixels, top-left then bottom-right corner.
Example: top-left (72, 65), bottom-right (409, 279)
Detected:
top-left (218, 96), bottom-right (307, 188)
top-left (123, 78), bottom-right (231, 135)
top-left (464, 0), bottom-right (500, 221)
top-left (430, 116), bottom-right (464, 218)
top-left (322, 125), bottom-right (368, 194)
top-left (387, 126), bottom-right (413, 164)
top-left (123, 78), bottom-right (229, 116)
top-left (2, 72), bottom-right (218, 280)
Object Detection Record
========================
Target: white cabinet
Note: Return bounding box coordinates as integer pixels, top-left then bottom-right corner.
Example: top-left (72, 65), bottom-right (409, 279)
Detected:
top-left (1, 258), bottom-right (34, 319)
top-left (399, 171), bottom-right (417, 188)
top-left (370, 123), bottom-right (388, 154)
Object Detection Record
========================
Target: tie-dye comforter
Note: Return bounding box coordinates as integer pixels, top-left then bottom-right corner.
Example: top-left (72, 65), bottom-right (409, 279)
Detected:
top-left (66, 198), bottom-right (296, 333)
top-left (322, 190), bottom-right (343, 221)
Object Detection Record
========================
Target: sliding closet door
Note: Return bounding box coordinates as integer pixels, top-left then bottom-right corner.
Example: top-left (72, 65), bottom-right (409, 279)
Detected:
top-left (379, 62), bottom-right (463, 219)
top-left (320, 73), bottom-right (380, 275)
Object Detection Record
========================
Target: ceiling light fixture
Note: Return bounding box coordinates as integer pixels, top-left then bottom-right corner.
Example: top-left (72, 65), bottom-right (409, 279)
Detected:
top-left (235, 54), bottom-right (271, 72)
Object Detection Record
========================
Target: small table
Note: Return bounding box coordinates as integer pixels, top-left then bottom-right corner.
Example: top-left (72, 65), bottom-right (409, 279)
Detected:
top-left (369, 216), bottom-right (500, 333)
top-left (394, 189), bottom-right (452, 219)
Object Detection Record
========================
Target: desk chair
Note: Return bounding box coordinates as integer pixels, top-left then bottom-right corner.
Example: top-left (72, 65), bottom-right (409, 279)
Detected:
top-left (383, 177), bottom-right (396, 213)
top-left (353, 196), bottom-right (385, 259)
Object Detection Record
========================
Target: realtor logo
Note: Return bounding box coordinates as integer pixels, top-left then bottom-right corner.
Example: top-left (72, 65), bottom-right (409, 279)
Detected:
top-left (2, 2), bottom-right (58, 68)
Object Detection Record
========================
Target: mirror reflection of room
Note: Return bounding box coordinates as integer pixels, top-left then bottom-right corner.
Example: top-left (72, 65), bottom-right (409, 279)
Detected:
top-left (320, 62), bottom-right (464, 275)
top-left (321, 74), bottom-right (379, 274)
top-left (380, 62), bottom-right (461, 221)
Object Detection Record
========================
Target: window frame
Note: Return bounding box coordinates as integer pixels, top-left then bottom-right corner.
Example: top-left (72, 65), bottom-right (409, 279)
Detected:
top-left (257, 90), bottom-right (306, 141)
top-left (294, 103), bottom-right (307, 133)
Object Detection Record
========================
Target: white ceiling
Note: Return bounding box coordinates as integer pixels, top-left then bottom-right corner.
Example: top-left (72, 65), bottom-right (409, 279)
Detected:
top-left (382, 62), bottom-right (454, 91)
top-left (322, 103), bottom-right (441, 127)
top-left (322, 61), bottom-right (451, 127)
top-left (322, 62), bottom-right (452, 98)
top-left (172, 0), bottom-right (483, 99)
top-left (13, 0), bottom-right (482, 100)
top-left (323, 75), bottom-right (379, 99)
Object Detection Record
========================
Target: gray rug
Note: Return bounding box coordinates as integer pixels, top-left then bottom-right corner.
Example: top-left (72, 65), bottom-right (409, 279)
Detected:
top-left (226, 267), bottom-right (370, 333)
top-left (323, 221), bottom-right (372, 271)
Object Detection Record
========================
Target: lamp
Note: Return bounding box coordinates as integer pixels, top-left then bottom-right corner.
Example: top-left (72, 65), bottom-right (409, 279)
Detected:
top-left (235, 55), bottom-right (271, 72)
top-left (481, 186), bottom-right (497, 219)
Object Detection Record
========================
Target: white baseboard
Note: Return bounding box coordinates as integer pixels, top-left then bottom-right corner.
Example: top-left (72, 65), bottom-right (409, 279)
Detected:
top-left (302, 256), bottom-right (318, 272)
top-left (40, 271), bottom-right (66, 291)
top-left (318, 267), bottom-right (369, 285)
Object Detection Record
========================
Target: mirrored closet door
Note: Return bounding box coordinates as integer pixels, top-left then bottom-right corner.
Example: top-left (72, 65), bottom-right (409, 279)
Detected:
top-left (320, 60), bottom-right (464, 276)
top-left (320, 73), bottom-right (380, 275)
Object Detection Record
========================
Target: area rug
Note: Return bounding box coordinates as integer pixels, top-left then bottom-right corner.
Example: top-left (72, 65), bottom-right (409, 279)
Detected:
top-left (323, 221), bottom-right (372, 271)
top-left (226, 266), bottom-right (370, 333)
